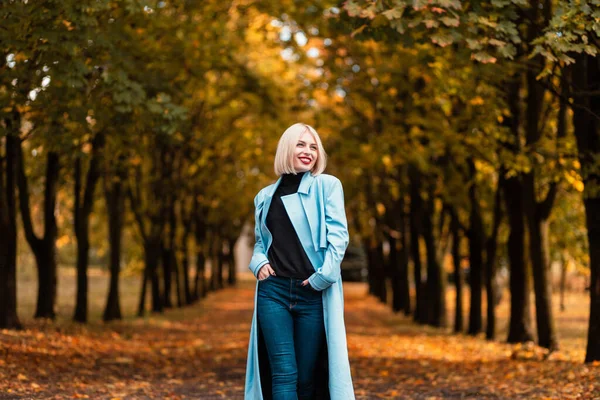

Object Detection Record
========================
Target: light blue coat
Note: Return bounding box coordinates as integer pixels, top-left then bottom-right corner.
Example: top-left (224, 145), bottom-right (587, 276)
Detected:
top-left (244, 172), bottom-right (355, 400)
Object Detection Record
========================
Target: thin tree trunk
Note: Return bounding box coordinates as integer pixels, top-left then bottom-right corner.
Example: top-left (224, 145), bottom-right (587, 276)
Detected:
top-left (103, 167), bottom-right (124, 322)
top-left (467, 159), bottom-right (484, 335)
top-left (182, 240), bottom-right (192, 304)
top-left (483, 175), bottom-right (504, 340)
top-left (217, 238), bottom-right (225, 290)
top-left (228, 237), bottom-right (237, 286)
top-left (450, 208), bottom-right (464, 333)
top-left (73, 133), bottom-right (104, 323)
top-left (162, 244), bottom-right (173, 308)
top-left (409, 166), bottom-right (425, 323)
top-left (502, 77), bottom-right (535, 344)
top-left (388, 232), bottom-right (402, 312)
top-left (195, 247), bottom-right (206, 299)
top-left (521, 0), bottom-right (559, 351)
top-left (572, 51), bottom-right (600, 363)
top-left (17, 136), bottom-right (60, 319)
top-left (173, 246), bottom-right (182, 308)
top-left (560, 253), bottom-right (567, 312)
top-left (147, 241), bottom-right (163, 313)
top-left (194, 208), bottom-right (208, 300)
top-left (422, 193), bottom-right (446, 328)
top-left (137, 265), bottom-right (149, 317)
top-left (0, 131), bottom-right (22, 329)
top-left (504, 176), bottom-right (535, 343)
top-left (399, 196), bottom-right (411, 315)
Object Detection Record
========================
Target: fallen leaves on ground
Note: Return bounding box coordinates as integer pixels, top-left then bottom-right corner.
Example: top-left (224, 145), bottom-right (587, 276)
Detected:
top-left (1, 276), bottom-right (598, 399)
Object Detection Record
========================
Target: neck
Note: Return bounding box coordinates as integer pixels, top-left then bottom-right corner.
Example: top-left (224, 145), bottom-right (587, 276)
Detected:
top-left (281, 170), bottom-right (307, 183)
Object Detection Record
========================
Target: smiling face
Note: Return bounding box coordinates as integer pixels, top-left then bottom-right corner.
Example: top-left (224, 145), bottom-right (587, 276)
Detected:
top-left (293, 130), bottom-right (318, 173)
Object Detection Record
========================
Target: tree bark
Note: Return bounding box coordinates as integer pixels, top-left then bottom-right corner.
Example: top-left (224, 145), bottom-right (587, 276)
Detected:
top-left (467, 159), bottom-right (484, 335)
top-left (103, 167), bottom-right (125, 322)
top-left (572, 51), bottom-right (600, 363)
top-left (0, 131), bottom-right (22, 329)
top-left (227, 237), bottom-right (237, 286)
top-left (485, 177), bottom-right (503, 340)
top-left (559, 253), bottom-right (567, 312)
top-left (194, 205), bottom-right (208, 299)
top-left (450, 208), bottom-right (464, 333)
top-left (17, 136), bottom-right (60, 319)
top-left (162, 244), bottom-right (174, 308)
top-left (422, 192), bottom-right (446, 328)
top-left (409, 166), bottom-right (425, 323)
top-left (503, 176), bottom-right (535, 343)
top-left (388, 231), bottom-right (402, 312)
top-left (148, 241), bottom-right (163, 313)
top-left (73, 132), bottom-right (104, 323)
top-left (399, 195), bottom-right (411, 315)
top-left (502, 77), bottom-right (535, 344)
top-left (137, 264), bottom-right (149, 317)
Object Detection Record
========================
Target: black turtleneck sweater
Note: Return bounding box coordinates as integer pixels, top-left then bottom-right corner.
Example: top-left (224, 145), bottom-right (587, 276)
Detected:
top-left (266, 171), bottom-right (315, 280)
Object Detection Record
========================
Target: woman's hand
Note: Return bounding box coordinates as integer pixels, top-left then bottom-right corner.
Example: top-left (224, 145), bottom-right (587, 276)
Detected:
top-left (257, 264), bottom-right (276, 281)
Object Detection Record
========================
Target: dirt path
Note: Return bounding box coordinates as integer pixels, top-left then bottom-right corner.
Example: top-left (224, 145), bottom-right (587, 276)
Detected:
top-left (1, 277), bottom-right (598, 399)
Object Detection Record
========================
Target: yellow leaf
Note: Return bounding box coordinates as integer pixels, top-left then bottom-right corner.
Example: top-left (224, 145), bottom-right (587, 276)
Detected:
top-left (470, 96), bottom-right (484, 106)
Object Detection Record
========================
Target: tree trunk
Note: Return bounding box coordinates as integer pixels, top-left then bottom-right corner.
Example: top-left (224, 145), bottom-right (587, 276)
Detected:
top-left (162, 245), bottom-right (173, 308)
top-left (399, 196), bottom-right (411, 315)
top-left (17, 137), bottom-right (60, 319)
top-left (182, 239), bottom-right (193, 304)
top-left (467, 159), bottom-right (484, 335)
top-left (173, 248), bottom-right (182, 308)
top-left (450, 208), bottom-right (463, 333)
top-left (422, 193), bottom-right (446, 328)
top-left (409, 166), bottom-right (425, 323)
top-left (526, 215), bottom-right (558, 349)
top-left (364, 237), bottom-right (376, 297)
top-left (502, 77), bottom-right (535, 344)
top-left (137, 265), bottom-right (149, 317)
top-left (148, 242), bottom-right (163, 313)
top-left (103, 168), bottom-right (124, 322)
top-left (228, 237), bottom-right (237, 286)
top-left (194, 210), bottom-right (208, 299)
top-left (217, 239), bottom-right (225, 290)
top-left (208, 233), bottom-right (218, 292)
top-left (180, 199), bottom-right (194, 304)
top-left (388, 232), bottom-right (402, 312)
top-left (485, 178), bottom-right (503, 340)
top-left (0, 131), bottom-right (22, 329)
top-left (195, 248), bottom-right (206, 299)
top-left (559, 253), bottom-right (567, 312)
top-left (572, 52), bottom-right (600, 363)
top-left (73, 133), bottom-right (104, 323)
top-left (503, 176), bottom-right (535, 343)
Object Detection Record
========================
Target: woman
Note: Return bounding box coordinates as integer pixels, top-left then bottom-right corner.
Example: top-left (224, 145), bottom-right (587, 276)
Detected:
top-left (245, 123), bottom-right (355, 400)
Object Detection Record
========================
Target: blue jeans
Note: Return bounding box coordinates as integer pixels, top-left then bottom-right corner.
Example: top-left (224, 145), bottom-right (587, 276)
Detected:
top-left (257, 275), bottom-right (325, 400)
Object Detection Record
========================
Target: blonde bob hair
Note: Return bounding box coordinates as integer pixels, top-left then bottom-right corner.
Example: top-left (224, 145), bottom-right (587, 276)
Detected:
top-left (274, 123), bottom-right (327, 176)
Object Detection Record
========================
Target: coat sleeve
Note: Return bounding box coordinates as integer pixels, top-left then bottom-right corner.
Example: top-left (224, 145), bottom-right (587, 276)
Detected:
top-left (248, 190), bottom-right (270, 278)
top-left (308, 178), bottom-right (349, 291)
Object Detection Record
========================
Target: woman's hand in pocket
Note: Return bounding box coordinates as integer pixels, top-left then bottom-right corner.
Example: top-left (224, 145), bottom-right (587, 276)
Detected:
top-left (258, 264), bottom-right (276, 281)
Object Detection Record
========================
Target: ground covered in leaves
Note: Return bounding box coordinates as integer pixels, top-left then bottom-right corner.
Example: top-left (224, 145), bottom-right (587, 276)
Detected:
top-left (1, 271), bottom-right (599, 399)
